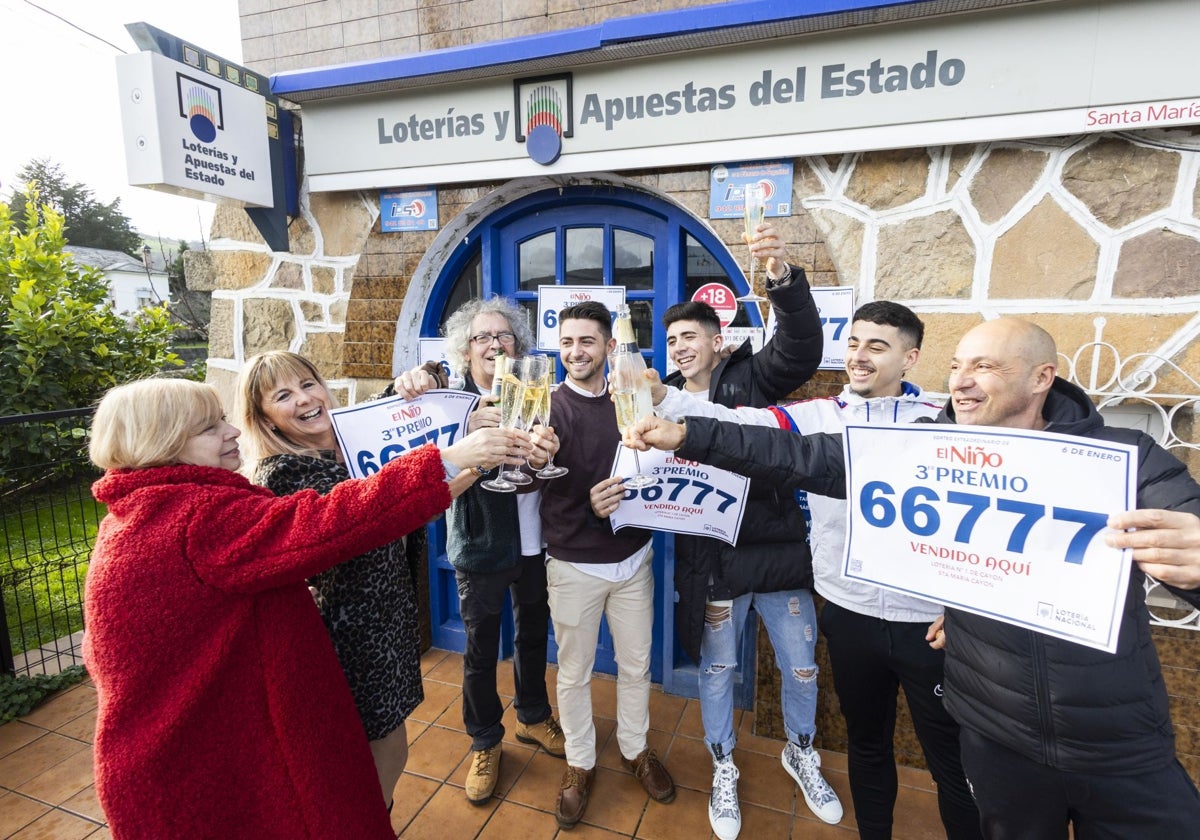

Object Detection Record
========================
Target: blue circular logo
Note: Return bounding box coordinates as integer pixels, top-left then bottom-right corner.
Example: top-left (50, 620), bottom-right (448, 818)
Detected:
top-left (527, 125), bottom-right (562, 166)
top-left (190, 114), bottom-right (217, 143)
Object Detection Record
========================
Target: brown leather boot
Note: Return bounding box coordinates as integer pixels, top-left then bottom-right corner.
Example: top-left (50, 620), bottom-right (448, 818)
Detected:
top-left (624, 747), bottom-right (676, 803)
top-left (555, 765), bottom-right (595, 829)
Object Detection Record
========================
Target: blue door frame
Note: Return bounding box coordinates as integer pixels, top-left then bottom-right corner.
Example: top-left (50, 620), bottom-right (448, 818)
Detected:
top-left (420, 184), bottom-right (762, 703)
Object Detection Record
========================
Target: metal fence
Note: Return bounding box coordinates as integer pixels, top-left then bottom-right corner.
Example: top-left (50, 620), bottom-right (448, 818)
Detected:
top-left (0, 407), bottom-right (100, 677)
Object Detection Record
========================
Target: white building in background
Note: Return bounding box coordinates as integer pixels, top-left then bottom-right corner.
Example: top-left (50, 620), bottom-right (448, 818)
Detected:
top-left (65, 246), bottom-right (169, 316)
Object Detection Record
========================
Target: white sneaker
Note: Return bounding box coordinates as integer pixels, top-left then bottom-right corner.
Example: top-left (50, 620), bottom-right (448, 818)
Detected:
top-left (782, 738), bottom-right (843, 824)
top-left (708, 757), bottom-right (741, 840)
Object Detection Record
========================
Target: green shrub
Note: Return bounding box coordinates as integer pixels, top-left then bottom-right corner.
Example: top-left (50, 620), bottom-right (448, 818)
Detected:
top-left (0, 665), bottom-right (88, 723)
top-left (1, 191), bottom-right (182, 492)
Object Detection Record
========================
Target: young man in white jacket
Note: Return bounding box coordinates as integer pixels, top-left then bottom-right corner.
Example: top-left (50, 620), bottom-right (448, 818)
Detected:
top-left (653, 301), bottom-right (981, 840)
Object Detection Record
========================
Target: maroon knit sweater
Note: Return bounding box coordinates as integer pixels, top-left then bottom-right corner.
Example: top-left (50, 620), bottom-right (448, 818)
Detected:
top-left (540, 383), bottom-right (650, 564)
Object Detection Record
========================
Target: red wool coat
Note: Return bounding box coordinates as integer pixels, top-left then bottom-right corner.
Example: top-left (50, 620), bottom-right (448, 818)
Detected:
top-left (83, 446), bottom-right (450, 839)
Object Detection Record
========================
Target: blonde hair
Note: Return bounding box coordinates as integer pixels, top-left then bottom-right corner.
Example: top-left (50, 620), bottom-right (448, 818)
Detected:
top-left (89, 379), bottom-right (225, 470)
top-left (234, 351), bottom-right (339, 464)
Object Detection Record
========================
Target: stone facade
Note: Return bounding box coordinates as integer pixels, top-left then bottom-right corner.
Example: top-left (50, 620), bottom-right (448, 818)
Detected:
top-left (239, 0), bottom-right (708, 76)
top-left (216, 0), bottom-right (1200, 779)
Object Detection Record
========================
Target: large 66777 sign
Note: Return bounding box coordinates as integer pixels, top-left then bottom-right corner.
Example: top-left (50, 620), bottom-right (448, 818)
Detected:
top-left (842, 423), bottom-right (1138, 653)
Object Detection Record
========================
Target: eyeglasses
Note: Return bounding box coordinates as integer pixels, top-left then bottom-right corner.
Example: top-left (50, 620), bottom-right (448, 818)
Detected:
top-left (470, 332), bottom-right (517, 346)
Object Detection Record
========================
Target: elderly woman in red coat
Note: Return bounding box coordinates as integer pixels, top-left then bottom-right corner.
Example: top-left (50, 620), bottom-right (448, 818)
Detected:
top-left (83, 378), bottom-right (521, 839)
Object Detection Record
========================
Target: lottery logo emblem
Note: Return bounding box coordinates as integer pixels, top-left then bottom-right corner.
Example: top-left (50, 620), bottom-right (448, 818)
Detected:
top-left (177, 73), bottom-right (224, 143)
top-left (515, 74), bottom-right (574, 166)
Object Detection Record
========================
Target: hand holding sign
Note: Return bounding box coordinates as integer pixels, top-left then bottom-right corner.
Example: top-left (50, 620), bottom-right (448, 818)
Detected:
top-left (1106, 508), bottom-right (1200, 589)
top-left (843, 423), bottom-right (1138, 652)
top-left (331, 389), bottom-right (480, 480)
top-left (608, 446), bottom-right (749, 545)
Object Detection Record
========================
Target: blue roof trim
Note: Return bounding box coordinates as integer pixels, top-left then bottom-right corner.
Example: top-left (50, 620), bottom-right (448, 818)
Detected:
top-left (271, 0), bottom-right (926, 95)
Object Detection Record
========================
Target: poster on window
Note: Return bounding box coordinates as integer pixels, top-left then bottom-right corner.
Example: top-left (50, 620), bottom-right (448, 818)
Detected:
top-left (536, 285), bottom-right (626, 351)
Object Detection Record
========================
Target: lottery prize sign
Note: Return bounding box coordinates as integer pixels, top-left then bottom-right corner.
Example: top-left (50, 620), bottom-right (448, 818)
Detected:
top-left (842, 423), bottom-right (1138, 653)
top-left (608, 446), bottom-right (749, 545)
top-left (762, 286), bottom-right (854, 370)
top-left (536, 285), bottom-right (626, 351)
top-left (331, 390), bottom-right (479, 480)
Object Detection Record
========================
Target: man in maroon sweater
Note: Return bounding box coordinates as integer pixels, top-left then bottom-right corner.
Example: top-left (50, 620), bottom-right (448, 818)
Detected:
top-left (541, 300), bottom-right (675, 829)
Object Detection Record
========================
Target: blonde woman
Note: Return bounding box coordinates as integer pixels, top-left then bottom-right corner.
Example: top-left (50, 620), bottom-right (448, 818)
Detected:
top-left (84, 378), bottom-right (515, 838)
top-left (236, 351), bottom-right (552, 809)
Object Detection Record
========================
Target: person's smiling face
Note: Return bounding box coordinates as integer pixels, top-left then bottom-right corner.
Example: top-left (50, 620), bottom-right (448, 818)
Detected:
top-left (559, 316), bottom-right (614, 393)
top-left (666, 319), bottom-right (722, 388)
top-left (844, 320), bottom-right (918, 398)
top-left (178, 417), bottom-right (242, 470)
top-left (260, 372), bottom-right (337, 450)
top-left (948, 320), bottom-right (1054, 430)
top-left (467, 311), bottom-right (518, 388)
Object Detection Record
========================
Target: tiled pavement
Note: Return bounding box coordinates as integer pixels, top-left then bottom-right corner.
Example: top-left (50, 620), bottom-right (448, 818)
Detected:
top-left (0, 648), bottom-right (948, 838)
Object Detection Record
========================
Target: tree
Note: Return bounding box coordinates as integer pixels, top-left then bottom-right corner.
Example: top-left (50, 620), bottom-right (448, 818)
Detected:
top-left (7, 159), bottom-right (142, 255)
top-left (155, 239), bottom-right (210, 339)
top-left (1, 188), bottom-right (181, 490)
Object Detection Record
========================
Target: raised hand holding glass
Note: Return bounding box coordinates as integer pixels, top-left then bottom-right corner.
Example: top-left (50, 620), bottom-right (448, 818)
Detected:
top-left (743, 183), bottom-right (767, 293)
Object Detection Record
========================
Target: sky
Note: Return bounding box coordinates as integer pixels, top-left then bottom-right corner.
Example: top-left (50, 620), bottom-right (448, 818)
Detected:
top-left (0, 0), bottom-right (244, 244)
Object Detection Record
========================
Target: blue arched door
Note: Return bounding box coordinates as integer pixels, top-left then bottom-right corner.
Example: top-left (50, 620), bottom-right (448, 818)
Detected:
top-left (422, 183), bottom-right (760, 699)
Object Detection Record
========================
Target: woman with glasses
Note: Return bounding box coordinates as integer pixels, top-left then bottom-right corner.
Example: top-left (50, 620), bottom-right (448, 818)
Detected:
top-left (397, 296), bottom-right (566, 806)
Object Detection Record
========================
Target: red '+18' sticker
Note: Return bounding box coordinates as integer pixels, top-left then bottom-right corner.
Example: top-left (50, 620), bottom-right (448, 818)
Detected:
top-left (692, 282), bottom-right (737, 327)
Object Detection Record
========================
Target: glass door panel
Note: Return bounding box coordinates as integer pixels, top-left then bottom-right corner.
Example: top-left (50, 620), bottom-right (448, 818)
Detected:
top-left (564, 227), bottom-right (604, 285)
top-left (518, 231), bottom-right (555, 291)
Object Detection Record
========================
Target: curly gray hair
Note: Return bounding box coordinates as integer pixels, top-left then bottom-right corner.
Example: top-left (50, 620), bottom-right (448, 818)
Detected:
top-left (442, 296), bottom-right (535, 374)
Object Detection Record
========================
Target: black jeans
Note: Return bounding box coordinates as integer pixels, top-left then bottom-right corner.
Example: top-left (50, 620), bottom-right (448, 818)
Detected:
top-left (456, 553), bottom-right (552, 751)
top-left (819, 601), bottom-right (981, 840)
top-left (959, 726), bottom-right (1200, 840)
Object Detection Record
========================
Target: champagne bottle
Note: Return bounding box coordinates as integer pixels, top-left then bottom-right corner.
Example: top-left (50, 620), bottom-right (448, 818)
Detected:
top-left (610, 304), bottom-right (654, 422)
top-left (613, 303), bottom-right (639, 353)
top-left (489, 350), bottom-right (506, 399)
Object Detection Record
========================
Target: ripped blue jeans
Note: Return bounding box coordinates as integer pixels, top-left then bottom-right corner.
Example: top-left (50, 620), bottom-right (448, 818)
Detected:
top-left (699, 589), bottom-right (819, 759)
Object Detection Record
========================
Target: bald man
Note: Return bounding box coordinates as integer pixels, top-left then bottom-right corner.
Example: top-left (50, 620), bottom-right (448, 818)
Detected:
top-left (629, 318), bottom-right (1200, 839)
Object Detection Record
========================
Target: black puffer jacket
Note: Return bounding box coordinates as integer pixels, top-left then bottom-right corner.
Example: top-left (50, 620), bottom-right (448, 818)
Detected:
top-left (678, 378), bottom-right (1200, 773)
top-left (664, 267), bottom-right (823, 663)
top-left (937, 378), bottom-right (1200, 774)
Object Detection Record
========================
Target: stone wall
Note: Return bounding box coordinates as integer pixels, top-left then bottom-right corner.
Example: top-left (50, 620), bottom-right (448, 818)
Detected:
top-left (239, 0), bottom-right (708, 76)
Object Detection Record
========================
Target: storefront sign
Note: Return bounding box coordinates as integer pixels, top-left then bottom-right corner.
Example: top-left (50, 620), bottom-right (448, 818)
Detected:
top-left (764, 286), bottom-right (855, 370)
top-left (298, 0), bottom-right (1200, 192)
top-left (116, 50), bottom-right (272, 206)
top-left (381, 189), bottom-right (438, 231)
top-left (691, 283), bottom-right (738, 327)
top-left (709, 161), bottom-right (794, 219)
top-left (842, 423), bottom-right (1137, 653)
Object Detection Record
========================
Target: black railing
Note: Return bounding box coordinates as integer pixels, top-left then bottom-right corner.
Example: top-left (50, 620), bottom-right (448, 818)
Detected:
top-left (0, 407), bottom-right (100, 677)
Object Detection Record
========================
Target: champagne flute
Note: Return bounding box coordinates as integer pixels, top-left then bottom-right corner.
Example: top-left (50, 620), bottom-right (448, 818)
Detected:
top-left (501, 355), bottom-right (546, 485)
top-left (534, 363), bottom-right (569, 479)
top-left (608, 349), bottom-right (658, 489)
top-left (481, 355), bottom-right (523, 493)
top-left (743, 182), bottom-right (768, 294)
